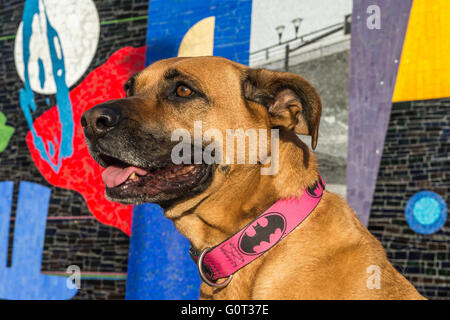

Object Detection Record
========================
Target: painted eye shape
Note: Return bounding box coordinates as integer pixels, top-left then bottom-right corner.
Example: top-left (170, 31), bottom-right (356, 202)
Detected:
top-left (176, 85), bottom-right (193, 97)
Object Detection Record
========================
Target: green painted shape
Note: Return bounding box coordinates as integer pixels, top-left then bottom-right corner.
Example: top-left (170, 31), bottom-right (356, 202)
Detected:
top-left (0, 112), bottom-right (14, 153)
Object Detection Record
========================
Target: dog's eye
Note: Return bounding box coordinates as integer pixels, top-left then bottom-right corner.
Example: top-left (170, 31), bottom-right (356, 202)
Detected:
top-left (176, 85), bottom-right (193, 97)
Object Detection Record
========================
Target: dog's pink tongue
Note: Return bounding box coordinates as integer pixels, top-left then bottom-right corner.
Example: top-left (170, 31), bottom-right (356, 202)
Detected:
top-left (102, 166), bottom-right (148, 188)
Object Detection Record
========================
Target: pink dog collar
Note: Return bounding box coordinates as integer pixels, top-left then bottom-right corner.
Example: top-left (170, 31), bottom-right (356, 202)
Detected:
top-left (190, 176), bottom-right (325, 288)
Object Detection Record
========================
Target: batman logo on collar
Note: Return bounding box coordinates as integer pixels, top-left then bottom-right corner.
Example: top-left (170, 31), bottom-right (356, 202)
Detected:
top-left (238, 212), bottom-right (286, 255)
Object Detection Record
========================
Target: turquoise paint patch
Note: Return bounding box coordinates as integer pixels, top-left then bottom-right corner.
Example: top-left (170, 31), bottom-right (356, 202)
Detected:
top-left (48, 141), bottom-right (55, 157)
top-left (37, 57), bottom-right (45, 89)
top-left (405, 191), bottom-right (447, 235)
top-left (19, 0), bottom-right (74, 173)
top-left (413, 197), bottom-right (440, 225)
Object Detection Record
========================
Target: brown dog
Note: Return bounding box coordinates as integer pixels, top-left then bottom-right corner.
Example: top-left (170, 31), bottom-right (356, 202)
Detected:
top-left (81, 56), bottom-right (424, 299)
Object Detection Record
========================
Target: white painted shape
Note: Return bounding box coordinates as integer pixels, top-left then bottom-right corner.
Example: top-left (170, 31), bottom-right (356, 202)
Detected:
top-left (178, 16), bottom-right (215, 57)
top-left (14, 0), bottom-right (100, 94)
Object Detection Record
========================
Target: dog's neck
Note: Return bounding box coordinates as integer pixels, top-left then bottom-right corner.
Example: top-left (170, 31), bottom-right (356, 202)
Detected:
top-left (165, 130), bottom-right (320, 251)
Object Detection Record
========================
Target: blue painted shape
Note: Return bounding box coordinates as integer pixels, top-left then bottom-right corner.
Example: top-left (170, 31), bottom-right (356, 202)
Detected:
top-left (405, 191), bottom-right (447, 235)
top-left (19, 0), bottom-right (74, 173)
top-left (145, 0), bottom-right (252, 66)
top-left (37, 57), bottom-right (45, 89)
top-left (126, 203), bottom-right (201, 300)
top-left (0, 181), bottom-right (13, 268)
top-left (48, 141), bottom-right (55, 157)
top-left (0, 181), bottom-right (77, 299)
top-left (413, 197), bottom-right (440, 225)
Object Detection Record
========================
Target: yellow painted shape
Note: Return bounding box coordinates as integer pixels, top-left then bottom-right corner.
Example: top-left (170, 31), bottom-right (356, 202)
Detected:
top-left (393, 0), bottom-right (450, 102)
top-left (178, 16), bottom-right (215, 57)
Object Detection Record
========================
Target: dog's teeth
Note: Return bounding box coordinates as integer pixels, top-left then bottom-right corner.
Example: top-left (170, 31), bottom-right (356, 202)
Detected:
top-left (129, 172), bottom-right (137, 180)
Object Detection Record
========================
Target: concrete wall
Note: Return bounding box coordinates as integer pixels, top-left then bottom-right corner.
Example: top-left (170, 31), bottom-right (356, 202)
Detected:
top-left (291, 50), bottom-right (349, 198)
top-left (255, 44), bottom-right (350, 198)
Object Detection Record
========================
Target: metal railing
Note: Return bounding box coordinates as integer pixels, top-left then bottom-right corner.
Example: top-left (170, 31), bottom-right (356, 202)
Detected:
top-left (250, 14), bottom-right (351, 70)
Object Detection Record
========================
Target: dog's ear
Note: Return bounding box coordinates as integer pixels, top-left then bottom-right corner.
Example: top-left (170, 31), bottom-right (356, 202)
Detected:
top-left (242, 68), bottom-right (322, 150)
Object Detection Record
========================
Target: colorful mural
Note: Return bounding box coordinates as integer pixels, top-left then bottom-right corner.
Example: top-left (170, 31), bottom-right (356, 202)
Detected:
top-left (0, 0), bottom-right (448, 300)
top-left (350, 0), bottom-right (450, 298)
top-left (0, 181), bottom-right (77, 299)
top-left (1, 0), bottom-right (253, 300)
top-left (27, 46), bottom-right (145, 234)
top-left (392, 0), bottom-right (450, 102)
top-left (0, 0), bottom-right (150, 299)
top-left (127, 0), bottom-right (253, 299)
top-left (18, 0), bottom-right (77, 173)
top-left (145, 0), bottom-right (252, 65)
top-left (0, 112), bottom-right (14, 155)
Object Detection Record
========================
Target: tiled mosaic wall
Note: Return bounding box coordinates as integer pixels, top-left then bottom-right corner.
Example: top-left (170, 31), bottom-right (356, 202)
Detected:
top-left (1, 0), bottom-right (448, 301)
top-left (0, 0), bottom-right (150, 299)
top-left (368, 99), bottom-right (450, 299)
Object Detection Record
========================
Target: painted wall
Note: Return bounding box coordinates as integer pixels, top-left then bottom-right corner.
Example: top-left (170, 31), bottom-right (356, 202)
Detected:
top-left (368, 99), bottom-right (450, 298)
top-left (0, 0), bottom-right (149, 299)
top-left (0, 0), bottom-right (448, 300)
top-left (0, 0), bottom-right (253, 300)
top-left (127, 0), bottom-right (253, 299)
top-left (350, 0), bottom-right (450, 299)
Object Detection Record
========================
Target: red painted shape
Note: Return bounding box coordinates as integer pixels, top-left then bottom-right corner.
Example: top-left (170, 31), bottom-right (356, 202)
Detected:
top-left (26, 46), bottom-right (146, 235)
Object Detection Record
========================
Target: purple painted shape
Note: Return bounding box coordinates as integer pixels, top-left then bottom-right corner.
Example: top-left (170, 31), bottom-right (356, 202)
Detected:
top-left (347, 0), bottom-right (412, 225)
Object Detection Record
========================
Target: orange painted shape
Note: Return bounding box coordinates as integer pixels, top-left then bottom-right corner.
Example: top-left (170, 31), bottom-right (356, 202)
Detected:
top-left (393, 0), bottom-right (450, 102)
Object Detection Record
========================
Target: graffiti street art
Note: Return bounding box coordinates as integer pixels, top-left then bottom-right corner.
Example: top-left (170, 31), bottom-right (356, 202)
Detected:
top-left (0, 112), bottom-right (14, 156)
top-left (0, 0), bottom-right (447, 300)
top-left (15, 0), bottom-right (99, 173)
top-left (0, 0), bottom-right (148, 299)
top-left (26, 46), bottom-right (145, 234)
top-left (125, 0), bottom-right (253, 299)
top-left (0, 181), bottom-right (77, 299)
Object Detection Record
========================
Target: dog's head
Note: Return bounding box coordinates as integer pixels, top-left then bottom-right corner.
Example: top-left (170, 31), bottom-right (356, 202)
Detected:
top-left (81, 56), bottom-right (321, 210)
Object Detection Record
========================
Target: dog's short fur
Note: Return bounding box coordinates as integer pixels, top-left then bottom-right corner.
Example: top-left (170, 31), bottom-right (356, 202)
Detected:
top-left (82, 56), bottom-right (424, 299)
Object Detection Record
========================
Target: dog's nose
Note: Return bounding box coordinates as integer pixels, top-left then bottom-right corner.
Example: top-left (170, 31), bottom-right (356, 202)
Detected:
top-left (81, 102), bottom-right (122, 138)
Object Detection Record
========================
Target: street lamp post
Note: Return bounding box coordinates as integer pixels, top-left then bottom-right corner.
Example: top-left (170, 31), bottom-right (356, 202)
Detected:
top-left (255, 15), bottom-right (347, 67)
top-left (274, 18), bottom-right (303, 71)
top-left (284, 44), bottom-right (290, 72)
top-left (292, 18), bottom-right (303, 39)
top-left (275, 25), bottom-right (285, 44)
top-left (283, 17), bottom-right (303, 71)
